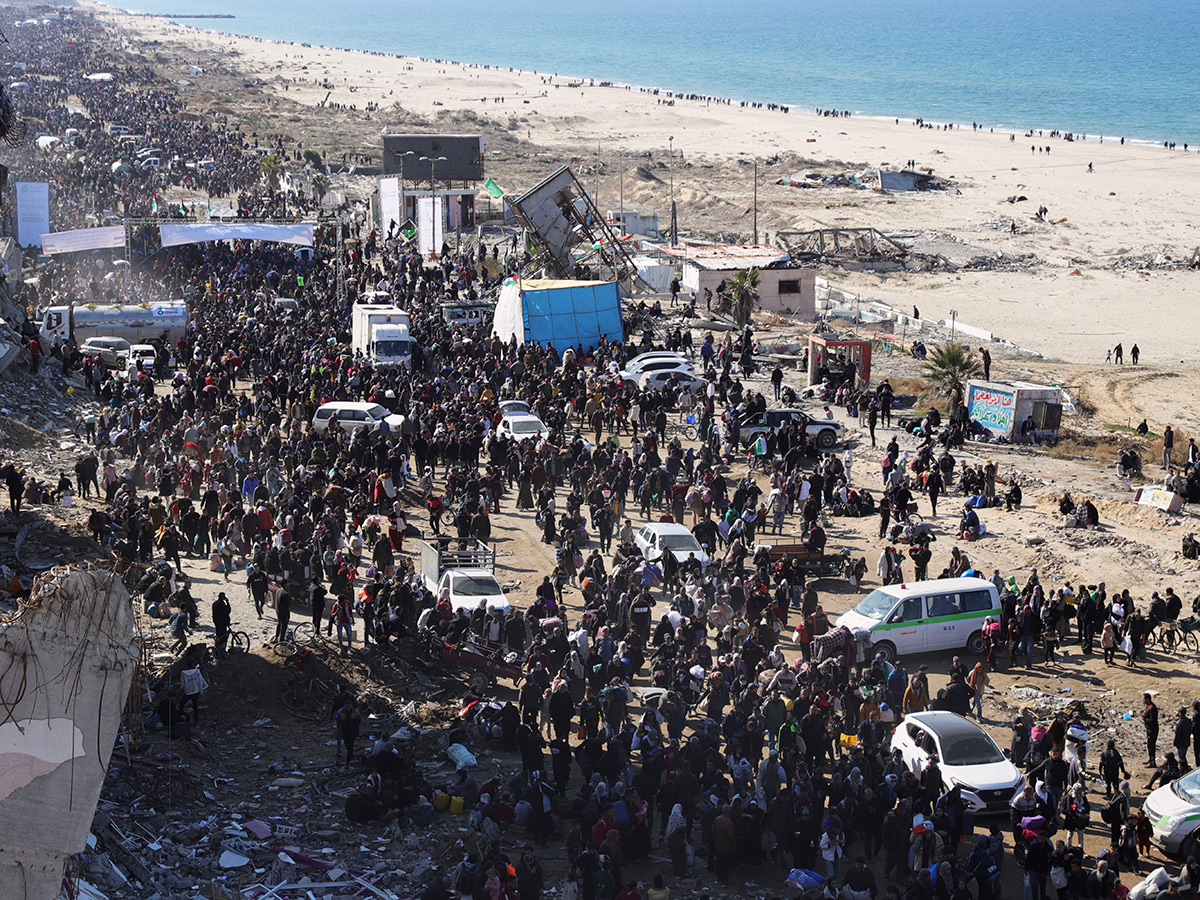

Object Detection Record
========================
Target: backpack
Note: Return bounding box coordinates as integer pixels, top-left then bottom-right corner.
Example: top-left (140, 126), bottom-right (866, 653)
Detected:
top-left (1101, 796), bottom-right (1123, 825)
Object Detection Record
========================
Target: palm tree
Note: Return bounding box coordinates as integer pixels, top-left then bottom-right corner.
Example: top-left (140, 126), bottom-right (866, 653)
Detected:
top-left (728, 267), bottom-right (760, 328)
top-left (312, 173), bottom-right (331, 207)
top-left (922, 342), bottom-right (983, 406)
top-left (260, 153), bottom-right (284, 191)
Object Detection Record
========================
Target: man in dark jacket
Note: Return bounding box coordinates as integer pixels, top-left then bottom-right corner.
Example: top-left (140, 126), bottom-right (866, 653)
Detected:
top-left (944, 674), bottom-right (976, 717)
top-left (212, 591), bottom-right (232, 657)
top-left (1144, 692), bottom-right (1160, 768)
top-left (1099, 740), bottom-right (1130, 798)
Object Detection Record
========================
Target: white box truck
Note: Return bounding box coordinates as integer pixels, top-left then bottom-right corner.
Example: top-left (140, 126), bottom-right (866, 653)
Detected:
top-left (351, 303), bottom-right (414, 368)
top-left (40, 300), bottom-right (189, 349)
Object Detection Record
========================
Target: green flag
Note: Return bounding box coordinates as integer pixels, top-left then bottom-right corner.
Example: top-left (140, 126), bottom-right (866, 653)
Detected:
top-left (484, 178), bottom-right (505, 199)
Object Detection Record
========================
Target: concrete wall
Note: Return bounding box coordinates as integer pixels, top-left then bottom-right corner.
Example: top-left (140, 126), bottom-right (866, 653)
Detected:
top-left (0, 568), bottom-right (138, 900)
top-left (682, 266), bottom-right (816, 318)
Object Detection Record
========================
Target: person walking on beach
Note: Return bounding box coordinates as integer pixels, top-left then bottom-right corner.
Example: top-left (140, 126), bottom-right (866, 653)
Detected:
top-left (1130, 344), bottom-right (1140, 365)
top-left (1114, 343), bottom-right (1123, 364)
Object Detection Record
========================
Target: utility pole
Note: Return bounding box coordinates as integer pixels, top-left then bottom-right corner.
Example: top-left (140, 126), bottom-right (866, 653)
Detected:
top-left (950, 308), bottom-right (958, 340)
top-left (619, 149), bottom-right (624, 224)
top-left (753, 158), bottom-right (758, 245)
top-left (336, 215), bottom-right (346, 307)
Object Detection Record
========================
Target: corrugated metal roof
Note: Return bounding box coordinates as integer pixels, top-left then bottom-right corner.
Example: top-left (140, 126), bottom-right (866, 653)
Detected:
top-left (657, 244), bottom-right (790, 270)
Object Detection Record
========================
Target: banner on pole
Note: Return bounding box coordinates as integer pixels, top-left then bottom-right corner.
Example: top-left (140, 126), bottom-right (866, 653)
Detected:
top-left (16, 182), bottom-right (50, 248)
top-left (41, 225), bottom-right (127, 255)
top-left (417, 196), bottom-right (443, 257)
top-left (159, 222), bottom-right (314, 247)
top-left (379, 176), bottom-right (402, 235)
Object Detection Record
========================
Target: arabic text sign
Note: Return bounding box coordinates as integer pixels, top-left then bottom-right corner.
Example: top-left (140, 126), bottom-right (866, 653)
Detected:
top-left (41, 225), bottom-right (126, 255)
top-left (968, 385), bottom-right (1015, 433)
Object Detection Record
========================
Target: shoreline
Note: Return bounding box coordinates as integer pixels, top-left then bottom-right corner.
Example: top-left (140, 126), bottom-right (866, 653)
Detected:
top-left (77, 3), bottom-right (1200, 365)
top-left (92, 1), bottom-right (1199, 151)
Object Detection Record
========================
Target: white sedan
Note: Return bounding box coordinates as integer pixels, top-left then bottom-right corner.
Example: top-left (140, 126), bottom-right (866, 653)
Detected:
top-left (497, 412), bottom-right (550, 442)
top-left (437, 570), bottom-right (511, 614)
top-left (890, 711), bottom-right (1024, 814)
top-left (619, 358), bottom-right (694, 384)
top-left (634, 523), bottom-right (711, 570)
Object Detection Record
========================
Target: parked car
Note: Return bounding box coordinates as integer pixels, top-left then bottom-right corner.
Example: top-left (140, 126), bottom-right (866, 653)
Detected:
top-left (79, 336), bottom-right (131, 368)
top-left (1145, 767), bottom-right (1200, 856)
top-left (890, 711), bottom-right (1024, 813)
top-left (619, 357), bottom-right (695, 384)
top-left (638, 370), bottom-right (709, 393)
top-left (634, 523), bottom-right (711, 570)
top-left (125, 343), bottom-right (159, 378)
top-left (312, 401), bottom-right (405, 434)
top-left (497, 399), bottom-right (531, 416)
top-left (834, 577), bottom-right (1001, 661)
top-left (497, 412), bottom-right (550, 442)
top-left (735, 407), bottom-right (844, 450)
top-left (437, 570), bottom-right (511, 614)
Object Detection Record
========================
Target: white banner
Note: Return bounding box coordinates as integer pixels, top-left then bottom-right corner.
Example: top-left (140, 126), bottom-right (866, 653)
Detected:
top-left (417, 196), bottom-right (443, 257)
top-left (16, 182), bottom-right (51, 248)
top-left (158, 222), bottom-right (314, 247)
top-left (379, 176), bottom-right (402, 236)
top-left (41, 225), bottom-right (126, 255)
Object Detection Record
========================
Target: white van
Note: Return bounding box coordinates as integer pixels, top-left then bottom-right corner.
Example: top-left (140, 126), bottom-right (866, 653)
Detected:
top-left (835, 577), bottom-right (1000, 661)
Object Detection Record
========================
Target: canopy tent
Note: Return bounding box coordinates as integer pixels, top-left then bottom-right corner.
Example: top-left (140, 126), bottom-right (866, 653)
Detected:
top-left (492, 279), bottom-right (622, 354)
top-left (159, 222), bottom-right (313, 248)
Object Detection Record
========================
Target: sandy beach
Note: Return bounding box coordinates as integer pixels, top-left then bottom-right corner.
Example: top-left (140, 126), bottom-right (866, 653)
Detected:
top-left (88, 4), bottom-right (1200, 368)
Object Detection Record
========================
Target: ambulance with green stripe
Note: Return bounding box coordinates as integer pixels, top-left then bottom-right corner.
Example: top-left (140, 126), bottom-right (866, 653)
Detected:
top-left (1145, 767), bottom-right (1200, 856)
top-left (835, 577), bottom-right (1000, 662)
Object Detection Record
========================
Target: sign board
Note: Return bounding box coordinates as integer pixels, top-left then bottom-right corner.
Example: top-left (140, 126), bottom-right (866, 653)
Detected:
top-left (417, 196), bottom-right (443, 257)
top-left (381, 134), bottom-right (483, 181)
top-left (1135, 488), bottom-right (1184, 514)
top-left (967, 383), bottom-right (1015, 435)
top-left (16, 182), bottom-right (50, 248)
top-left (41, 225), bottom-right (126, 255)
top-left (378, 176), bottom-right (402, 236)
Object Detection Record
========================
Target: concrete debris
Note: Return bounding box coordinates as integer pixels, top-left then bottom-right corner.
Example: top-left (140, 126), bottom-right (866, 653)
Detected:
top-left (0, 566), bottom-right (138, 900)
top-left (1002, 686), bottom-right (1087, 716)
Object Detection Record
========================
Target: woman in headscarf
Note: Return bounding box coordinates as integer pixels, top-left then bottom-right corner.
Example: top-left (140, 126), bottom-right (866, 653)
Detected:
top-left (933, 860), bottom-right (955, 900)
top-left (968, 662), bottom-right (989, 721)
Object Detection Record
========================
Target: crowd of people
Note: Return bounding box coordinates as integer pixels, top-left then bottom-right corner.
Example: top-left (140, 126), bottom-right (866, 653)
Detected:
top-left (5, 12), bottom-right (1200, 900)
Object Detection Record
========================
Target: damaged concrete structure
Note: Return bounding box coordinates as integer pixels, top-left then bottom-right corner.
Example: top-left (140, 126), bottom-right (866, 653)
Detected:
top-left (0, 566), bottom-right (138, 900)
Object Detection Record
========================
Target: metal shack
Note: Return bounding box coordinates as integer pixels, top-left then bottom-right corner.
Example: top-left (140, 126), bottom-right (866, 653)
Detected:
top-left (966, 380), bottom-right (1063, 442)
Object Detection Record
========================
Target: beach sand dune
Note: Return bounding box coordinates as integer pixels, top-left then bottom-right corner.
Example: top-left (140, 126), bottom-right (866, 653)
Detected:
top-left (94, 6), bottom-right (1200, 364)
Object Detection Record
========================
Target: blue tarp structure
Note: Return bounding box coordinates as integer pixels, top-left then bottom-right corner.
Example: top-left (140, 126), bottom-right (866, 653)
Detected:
top-left (491, 279), bottom-right (623, 353)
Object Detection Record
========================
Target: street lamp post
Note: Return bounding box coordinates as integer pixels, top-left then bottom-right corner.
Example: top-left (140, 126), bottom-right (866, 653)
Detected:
top-left (950, 308), bottom-right (959, 340)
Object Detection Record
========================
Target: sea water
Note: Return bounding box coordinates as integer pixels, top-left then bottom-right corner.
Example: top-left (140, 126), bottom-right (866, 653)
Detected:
top-left (110, 0), bottom-right (1200, 147)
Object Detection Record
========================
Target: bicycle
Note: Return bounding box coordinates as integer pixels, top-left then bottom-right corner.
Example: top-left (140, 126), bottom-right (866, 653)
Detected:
top-left (282, 671), bottom-right (338, 714)
top-left (272, 621), bottom-right (317, 657)
top-left (228, 630), bottom-right (251, 654)
top-left (1155, 620), bottom-right (1198, 653)
top-left (665, 420), bottom-right (698, 441)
